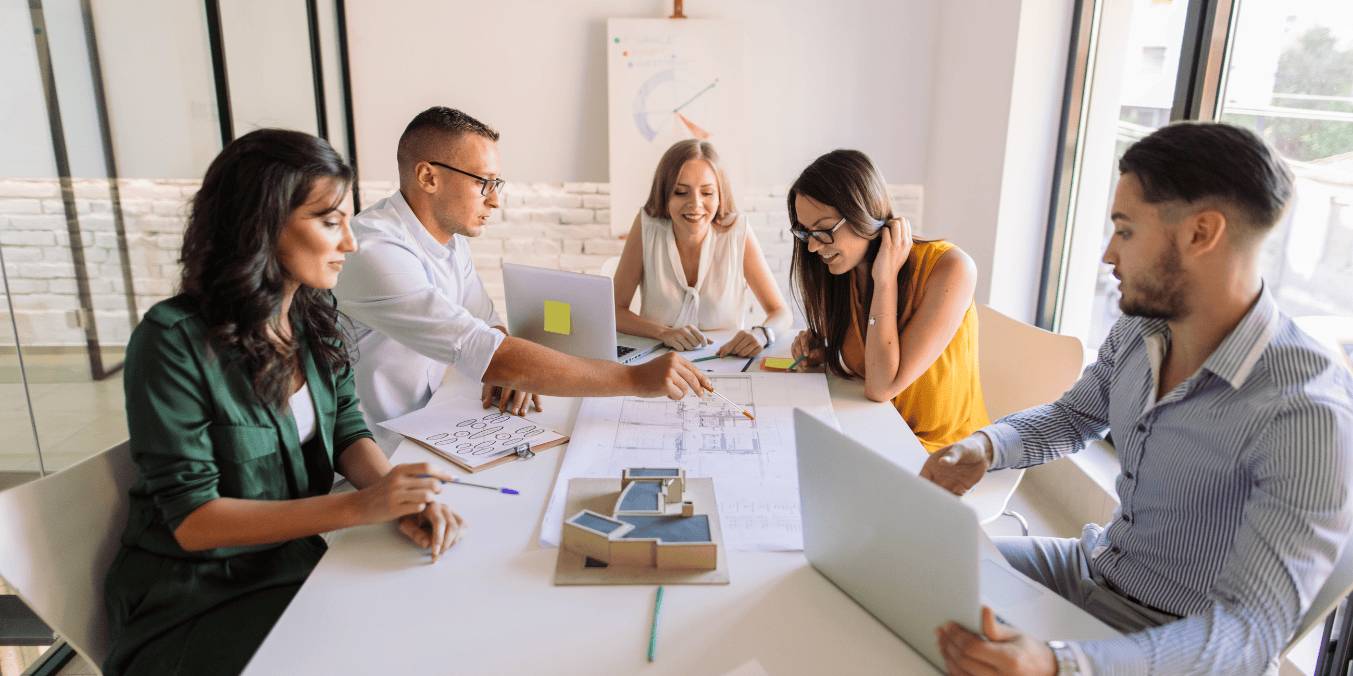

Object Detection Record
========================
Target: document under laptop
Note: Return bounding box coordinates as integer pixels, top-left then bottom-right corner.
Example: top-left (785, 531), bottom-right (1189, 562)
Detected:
top-left (502, 263), bottom-right (663, 364)
top-left (793, 410), bottom-right (1120, 673)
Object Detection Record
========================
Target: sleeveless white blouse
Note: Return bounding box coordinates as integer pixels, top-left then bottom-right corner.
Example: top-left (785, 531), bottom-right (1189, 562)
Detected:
top-left (638, 211), bottom-right (749, 331)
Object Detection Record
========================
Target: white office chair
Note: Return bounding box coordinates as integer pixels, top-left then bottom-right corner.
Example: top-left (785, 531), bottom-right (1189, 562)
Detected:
top-left (972, 304), bottom-right (1084, 532)
top-left (1293, 316), bottom-right (1353, 369)
top-left (0, 439), bottom-right (137, 675)
top-left (1286, 315), bottom-right (1353, 674)
top-left (1289, 540), bottom-right (1353, 667)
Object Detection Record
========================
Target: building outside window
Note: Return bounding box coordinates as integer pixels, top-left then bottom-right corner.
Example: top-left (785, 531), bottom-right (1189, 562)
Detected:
top-left (1047, 0), bottom-right (1353, 359)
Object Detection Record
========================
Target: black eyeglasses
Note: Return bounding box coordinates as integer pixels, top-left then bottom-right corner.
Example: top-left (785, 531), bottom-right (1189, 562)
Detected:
top-left (428, 161), bottom-right (505, 196)
top-left (790, 217), bottom-right (847, 245)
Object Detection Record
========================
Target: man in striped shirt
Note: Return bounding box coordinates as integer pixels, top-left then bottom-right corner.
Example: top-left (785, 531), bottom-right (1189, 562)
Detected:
top-left (923, 122), bottom-right (1353, 676)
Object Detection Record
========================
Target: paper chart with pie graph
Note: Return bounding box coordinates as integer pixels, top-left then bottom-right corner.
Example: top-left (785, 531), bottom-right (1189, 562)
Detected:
top-left (540, 373), bottom-right (838, 552)
top-left (606, 18), bottom-right (748, 236)
top-left (378, 397), bottom-right (566, 470)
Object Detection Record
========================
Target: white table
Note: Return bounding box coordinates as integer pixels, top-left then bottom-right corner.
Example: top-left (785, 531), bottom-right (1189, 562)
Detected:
top-left (242, 352), bottom-right (1068, 675)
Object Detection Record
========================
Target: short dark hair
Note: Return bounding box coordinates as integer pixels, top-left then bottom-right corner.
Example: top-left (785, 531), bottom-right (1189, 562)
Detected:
top-left (396, 106), bottom-right (500, 179)
top-left (1118, 121), bottom-right (1293, 238)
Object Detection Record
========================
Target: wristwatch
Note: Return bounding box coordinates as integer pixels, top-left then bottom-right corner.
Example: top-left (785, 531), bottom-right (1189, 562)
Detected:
top-left (1047, 641), bottom-right (1081, 676)
top-left (751, 325), bottom-right (775, 347)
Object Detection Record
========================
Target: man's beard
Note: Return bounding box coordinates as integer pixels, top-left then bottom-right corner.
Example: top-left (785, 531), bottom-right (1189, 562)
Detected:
top-left (1119, 241), bottom-right (1188, 321)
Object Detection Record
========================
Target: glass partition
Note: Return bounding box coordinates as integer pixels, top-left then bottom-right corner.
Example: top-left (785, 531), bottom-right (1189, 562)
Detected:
top-left (0, 0), bottom-right (356, 480)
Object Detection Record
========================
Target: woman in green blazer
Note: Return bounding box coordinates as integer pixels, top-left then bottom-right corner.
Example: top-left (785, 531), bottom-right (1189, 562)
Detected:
top-left (103, 129), bottom-right (465, 676)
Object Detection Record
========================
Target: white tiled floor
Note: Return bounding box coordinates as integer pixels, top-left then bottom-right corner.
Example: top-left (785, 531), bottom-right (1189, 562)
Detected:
top-left (0, 373), bottom-right (127, 474)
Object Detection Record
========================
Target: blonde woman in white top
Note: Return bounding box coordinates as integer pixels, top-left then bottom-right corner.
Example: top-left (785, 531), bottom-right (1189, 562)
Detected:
top-left (614, 139), bottom-right (792, 356)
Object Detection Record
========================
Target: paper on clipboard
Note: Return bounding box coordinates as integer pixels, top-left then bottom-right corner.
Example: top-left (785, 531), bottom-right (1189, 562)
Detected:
top-left (378, 397), bottom-right (568, 472)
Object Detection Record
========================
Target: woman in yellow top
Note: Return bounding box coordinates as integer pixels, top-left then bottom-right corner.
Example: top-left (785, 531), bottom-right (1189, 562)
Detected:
top-left (787, 149), bottom-right (989, 451)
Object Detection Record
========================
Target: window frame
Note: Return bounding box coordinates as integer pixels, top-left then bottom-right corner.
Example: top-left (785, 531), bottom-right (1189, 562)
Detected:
top-left (1038, 0), bottom-right (1240, 332)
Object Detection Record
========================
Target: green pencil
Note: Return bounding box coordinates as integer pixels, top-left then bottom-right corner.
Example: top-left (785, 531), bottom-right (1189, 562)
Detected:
top-left (647, 586), bottom-right (664, 661)
top-left (787, 355), bottom-right (807, 372)
top-left (691, 355), bottom-right (725, 363)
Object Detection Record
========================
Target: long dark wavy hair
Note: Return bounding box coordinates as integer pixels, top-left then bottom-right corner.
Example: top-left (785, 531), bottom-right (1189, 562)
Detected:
top-left (789, 149), bottom-right (930, 379)
top-left (178, 128), bottom-right (354, 408)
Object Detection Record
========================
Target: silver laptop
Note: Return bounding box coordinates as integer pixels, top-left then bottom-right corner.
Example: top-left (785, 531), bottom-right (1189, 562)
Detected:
top-left (793, 410), bottom-right (1120, 672)
top-left (502, 263), bottom-right (663, 364)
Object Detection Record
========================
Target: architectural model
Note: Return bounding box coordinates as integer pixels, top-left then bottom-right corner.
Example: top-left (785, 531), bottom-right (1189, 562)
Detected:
top-left (544, 372), bottom-right (837, 552)
top-left (560, 468), bottom-right (717, 570)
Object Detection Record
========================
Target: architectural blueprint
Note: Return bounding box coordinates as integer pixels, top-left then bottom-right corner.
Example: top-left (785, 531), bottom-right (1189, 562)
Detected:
top-left (541, 373), bottom-right (838, 551)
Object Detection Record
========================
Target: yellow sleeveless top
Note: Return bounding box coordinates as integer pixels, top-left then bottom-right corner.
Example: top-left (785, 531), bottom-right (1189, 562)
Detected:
top-left (840, 240), bottom-right (990, 452)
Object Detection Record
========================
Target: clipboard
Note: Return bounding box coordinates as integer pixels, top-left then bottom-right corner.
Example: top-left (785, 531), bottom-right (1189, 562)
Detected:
top-left (378, 397), bottom-right (570, 473)
top-left (411, 432), bottom-right (567, 473)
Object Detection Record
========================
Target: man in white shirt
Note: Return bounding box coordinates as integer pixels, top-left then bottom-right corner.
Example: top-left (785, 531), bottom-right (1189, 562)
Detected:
top-left (333, 107), bottom-right (708, 452)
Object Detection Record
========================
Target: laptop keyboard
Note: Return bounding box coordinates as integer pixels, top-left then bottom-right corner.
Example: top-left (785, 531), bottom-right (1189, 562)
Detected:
top-left (617, 345), bottom-right (635, 358)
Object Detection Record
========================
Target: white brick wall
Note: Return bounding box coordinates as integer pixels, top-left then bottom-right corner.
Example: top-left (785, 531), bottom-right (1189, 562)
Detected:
top-left (3, 178), bottom-right (921, 346)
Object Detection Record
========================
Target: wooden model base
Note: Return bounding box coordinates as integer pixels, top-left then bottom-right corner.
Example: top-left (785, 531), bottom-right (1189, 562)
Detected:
top-left (554, 478), bottom-right (729, 585)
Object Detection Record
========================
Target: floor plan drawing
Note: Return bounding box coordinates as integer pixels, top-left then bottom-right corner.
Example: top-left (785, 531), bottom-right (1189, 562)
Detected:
top-left (541, 373), bottom-right (837, 551)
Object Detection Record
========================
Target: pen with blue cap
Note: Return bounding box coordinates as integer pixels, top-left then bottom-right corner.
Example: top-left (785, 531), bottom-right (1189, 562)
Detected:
top-left (417, 475), bottom-right (519, 495)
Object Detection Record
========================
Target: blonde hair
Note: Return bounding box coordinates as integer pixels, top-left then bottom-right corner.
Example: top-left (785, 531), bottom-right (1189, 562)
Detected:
top-left (642, 140), bottom-right (738, 226)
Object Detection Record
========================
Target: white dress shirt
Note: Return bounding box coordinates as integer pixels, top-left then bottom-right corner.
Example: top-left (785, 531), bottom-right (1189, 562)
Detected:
top-left (332, 190), bottom-right (505, 452)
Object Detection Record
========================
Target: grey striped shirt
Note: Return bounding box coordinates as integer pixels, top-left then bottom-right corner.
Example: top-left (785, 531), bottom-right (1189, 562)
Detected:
top-left (985, 287), bottom-right (1353, 675)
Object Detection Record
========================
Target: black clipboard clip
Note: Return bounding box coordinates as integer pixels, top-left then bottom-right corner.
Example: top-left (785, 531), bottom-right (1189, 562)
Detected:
top-left (511, 442), bottom-right (534, 460)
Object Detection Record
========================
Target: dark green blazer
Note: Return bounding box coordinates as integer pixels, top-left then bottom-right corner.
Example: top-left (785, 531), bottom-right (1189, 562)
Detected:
top-left (103, 296), bottom-right (372, 676)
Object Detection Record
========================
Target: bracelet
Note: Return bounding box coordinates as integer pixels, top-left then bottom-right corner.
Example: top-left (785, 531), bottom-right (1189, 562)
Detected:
top-left (867, 314), bottom-right (899, 325)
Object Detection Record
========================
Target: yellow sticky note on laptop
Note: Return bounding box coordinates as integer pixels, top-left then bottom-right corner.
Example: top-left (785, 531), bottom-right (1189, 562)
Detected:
top-left (544, 300), bottom-right (571, 335)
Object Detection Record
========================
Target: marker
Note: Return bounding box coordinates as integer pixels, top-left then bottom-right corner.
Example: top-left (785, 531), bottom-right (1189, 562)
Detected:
top-left (703, 385), bottom-right (755, 420)
top-left (418, 475), bottom-right (519, 495)
top-left (787, 355), bottom-right (807, 372)
top-left (648, 586), bottom-right (664, 661)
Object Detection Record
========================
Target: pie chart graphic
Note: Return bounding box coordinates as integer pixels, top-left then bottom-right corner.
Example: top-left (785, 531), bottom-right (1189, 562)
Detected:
top-left (632, 69), bottom-right (718, 144)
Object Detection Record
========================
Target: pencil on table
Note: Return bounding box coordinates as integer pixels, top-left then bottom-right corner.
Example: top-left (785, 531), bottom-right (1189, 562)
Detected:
top-left (648, 586), bottom-right (664, 661)
top-left (417, 475), bottom-right (519, 495)
top-left (703, 385), bottom-right (754, 420)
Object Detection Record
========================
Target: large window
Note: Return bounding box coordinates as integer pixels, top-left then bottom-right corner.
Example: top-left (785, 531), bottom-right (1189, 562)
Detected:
top-left (1044, 0), bottom-right (1353, 355)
